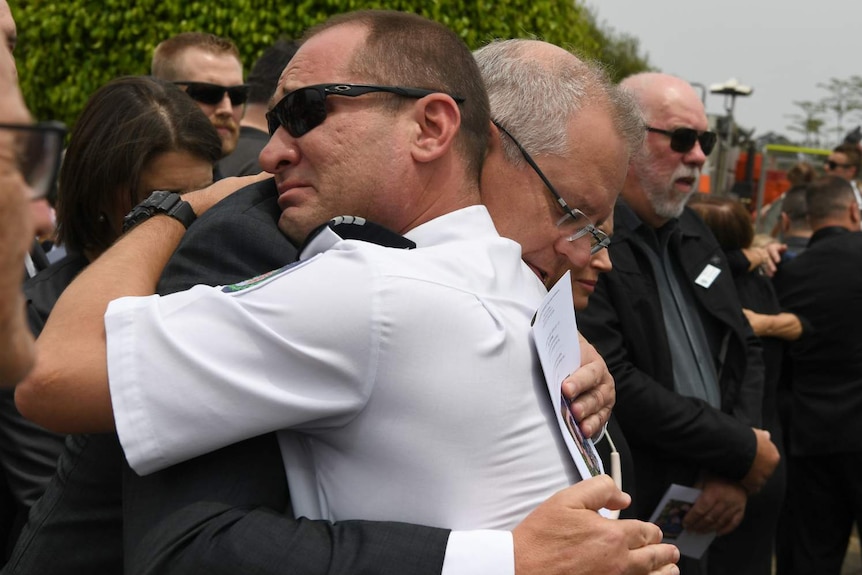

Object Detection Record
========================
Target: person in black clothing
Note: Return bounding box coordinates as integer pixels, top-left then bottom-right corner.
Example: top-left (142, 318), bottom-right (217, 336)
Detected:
top-left (773, 175), bottom-right (862, 575)
top-left (688, 195), bottom-right (805, 575)
top-left (578, 72), bottom-right (780, 574)
top-left (777, 185), bottom-right (812, 262)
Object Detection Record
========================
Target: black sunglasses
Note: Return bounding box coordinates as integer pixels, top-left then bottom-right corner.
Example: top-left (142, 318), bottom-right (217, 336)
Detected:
top-left (493, 120), bottom-right (610, 255)
top-left (174, 82), bottom-right (250, 106)
top-left (0, 121), bottom-right (67, 200)
top-left (645, 126), bottom-right (717, 156)
top-left (825, 159), bottom-right (854, 170)
top-left (266, 83), bottom-right (466, 138)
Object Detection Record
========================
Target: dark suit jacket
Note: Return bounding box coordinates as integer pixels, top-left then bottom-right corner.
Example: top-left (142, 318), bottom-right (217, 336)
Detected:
top-left (773, 226), bottom-right (862, 457)
top-left (578, 205), bottom-right (762, 519)
top-left (0, 254), bottom-right (86, 563)
top-left (122, 179), bottom-right (449, 575)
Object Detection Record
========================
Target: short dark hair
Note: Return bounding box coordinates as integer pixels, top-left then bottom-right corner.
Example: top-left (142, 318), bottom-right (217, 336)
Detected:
top-left (688, 195), bottom-right (754, 251)
top-left (304, 10), bottom-right (490, 180)
top-left (56, 76), bottom-right (222, 254)
top-left (806, 175), bottom-right (856, 222)
top-left (151, 32), bottom-right (241, 81)
top-left (781, 185), bottom-right (808, 225)
top-left (247, 39), bottom-right (299, 105)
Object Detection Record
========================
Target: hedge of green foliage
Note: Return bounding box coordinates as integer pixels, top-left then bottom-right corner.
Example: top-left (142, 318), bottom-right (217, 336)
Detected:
top-left (14, 0), bottom-right (650, 130)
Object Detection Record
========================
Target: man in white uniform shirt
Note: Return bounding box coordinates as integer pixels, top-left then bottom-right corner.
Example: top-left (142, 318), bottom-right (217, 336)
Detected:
top-left (17, 10), bottom-right (679, 575)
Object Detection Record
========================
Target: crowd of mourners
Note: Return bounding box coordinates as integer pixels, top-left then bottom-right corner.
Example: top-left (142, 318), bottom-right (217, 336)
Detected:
top-left (1, 2), bottom-right (859, 574)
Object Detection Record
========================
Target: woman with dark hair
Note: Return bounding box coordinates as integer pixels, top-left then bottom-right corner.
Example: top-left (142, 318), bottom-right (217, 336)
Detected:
top-left (2, 76), bottom-right (220, 567)
top-left (55, 75), bottom-right (221, 260)
top-left (27, 74), bottom-right (221, 326)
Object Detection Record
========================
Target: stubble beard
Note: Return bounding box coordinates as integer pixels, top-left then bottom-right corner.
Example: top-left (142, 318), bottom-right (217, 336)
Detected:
top-left (638, 158), bottom-right (700, 221)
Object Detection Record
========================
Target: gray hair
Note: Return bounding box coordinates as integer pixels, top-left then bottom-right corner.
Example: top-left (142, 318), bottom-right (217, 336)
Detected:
top-left (473, 38), bottom-right (644, 165)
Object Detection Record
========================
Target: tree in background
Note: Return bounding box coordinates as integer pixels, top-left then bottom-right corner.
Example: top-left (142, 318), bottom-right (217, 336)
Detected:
top-left (785, 100), bottom-right (826, 148)
top-left (815, 76), bottom-right (862, 146)
top-left (15, 0), bottom-right (651, 130)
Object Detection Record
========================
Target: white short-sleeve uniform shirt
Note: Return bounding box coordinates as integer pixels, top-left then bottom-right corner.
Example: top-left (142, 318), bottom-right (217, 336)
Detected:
top-left (107, 206), bottom-right (579, 530)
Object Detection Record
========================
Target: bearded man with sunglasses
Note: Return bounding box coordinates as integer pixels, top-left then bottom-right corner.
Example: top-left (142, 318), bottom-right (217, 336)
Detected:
top-left (151, 32), bottom-right (248, 161)
top-left (578, 72), bottom-right (781, 574)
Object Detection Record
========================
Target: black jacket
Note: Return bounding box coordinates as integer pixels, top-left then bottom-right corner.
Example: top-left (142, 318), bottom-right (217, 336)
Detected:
top-left (578, 205), bottom-right (763, 519)
top-left (773, 226), bottom-right (862, 456)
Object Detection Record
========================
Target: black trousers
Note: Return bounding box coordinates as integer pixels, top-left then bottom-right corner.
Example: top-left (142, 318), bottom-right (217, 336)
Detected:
top-left (779, 452), bottom-right (862, 575)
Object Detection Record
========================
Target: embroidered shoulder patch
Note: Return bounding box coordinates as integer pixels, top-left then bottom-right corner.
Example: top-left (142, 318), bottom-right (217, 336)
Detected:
top-left (222, 268), bottom-right (283, 292)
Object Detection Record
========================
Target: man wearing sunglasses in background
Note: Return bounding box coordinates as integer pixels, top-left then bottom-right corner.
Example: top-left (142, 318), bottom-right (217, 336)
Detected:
top-left (16, 11), bottom-right (679, 575)
top-left (578, 72), bottom-right (781, 575)
top-left (823, 142), bottom-right (862, 221)
top-left (151, 32), bottom-right (247, 166)
top-left (218, 39), bottom-right (300, 178)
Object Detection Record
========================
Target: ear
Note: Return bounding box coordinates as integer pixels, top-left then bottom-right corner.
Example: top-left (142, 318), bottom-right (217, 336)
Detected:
top-left (779, 212), bottom-right (790, 233)
top-left (409, 94), bottom-right (461, 165)
top-left (849, 201), bottom-right (861, 227)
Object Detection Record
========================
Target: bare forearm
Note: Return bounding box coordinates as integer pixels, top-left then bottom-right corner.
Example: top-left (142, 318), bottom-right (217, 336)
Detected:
top-left (743, 309), bottom-right (803, 341)
top-left (14, 178), bottom-right (262, 431)
top-left (15, 215), bottom-right (187, 431)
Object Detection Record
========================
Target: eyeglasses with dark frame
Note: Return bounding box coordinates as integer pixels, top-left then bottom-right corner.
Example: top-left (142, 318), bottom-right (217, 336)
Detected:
top-left (645, 125), bottom-right (718, 156)
top-left (492, 120), bottom-right (610, 255)
top-left (173, 82), bottom-right (250, 107)
top-left (266, 83), bottom-right (466, 138)
top-left (0, 121), bottom-right (66, 200)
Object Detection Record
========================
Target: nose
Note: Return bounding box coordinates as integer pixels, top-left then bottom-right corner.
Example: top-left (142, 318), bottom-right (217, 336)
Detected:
top-left (591, 246), bottom-right (612, 273)
top-left (557, 235), bottom-right (592, 272)
top-left (684, 140), bottom-right (708, 168)
top-left (258, 128), bottom-right (300, 175)
top-left (213, 92), bottom-right (235, 116)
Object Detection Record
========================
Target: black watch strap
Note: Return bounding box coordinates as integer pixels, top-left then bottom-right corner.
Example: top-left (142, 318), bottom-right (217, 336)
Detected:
top-left (122, 191), bottom-right (196, 233)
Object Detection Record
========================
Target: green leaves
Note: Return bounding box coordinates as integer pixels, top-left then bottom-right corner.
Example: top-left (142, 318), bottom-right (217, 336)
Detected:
top-left (13, 0), bottom-right (650, 129)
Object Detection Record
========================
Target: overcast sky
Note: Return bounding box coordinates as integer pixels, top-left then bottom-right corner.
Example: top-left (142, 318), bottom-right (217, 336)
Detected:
top-left (589, 0), bottom-right (861, 143)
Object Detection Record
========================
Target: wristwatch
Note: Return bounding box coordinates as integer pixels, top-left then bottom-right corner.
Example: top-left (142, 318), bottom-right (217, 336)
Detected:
top-left (122, 191), bottom-right (196, 233)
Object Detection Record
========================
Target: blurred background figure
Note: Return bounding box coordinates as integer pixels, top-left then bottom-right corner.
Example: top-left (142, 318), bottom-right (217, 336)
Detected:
top-left (785, 161), bottom-right (815, 188)
top-left (823, 142), bottom-right (862, 211)
top-left (688, 194), bottom-right (802, 575)
top-left (773, 175), bottom-right (862, 575)
top-left (776, 185), bottom-right (812, 261)
top-left (151, 31), bottom-right (246, 168)
top-left (218, 38), bottom-right (298, 177)
top-left (3, 75), bottom-right (219, 571)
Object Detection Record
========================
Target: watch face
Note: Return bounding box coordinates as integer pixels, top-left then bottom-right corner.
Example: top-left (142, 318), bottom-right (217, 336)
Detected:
top-left (150, 190), bottom-right (178, 208)
top-left (123, 191), bottom-right (183, 233)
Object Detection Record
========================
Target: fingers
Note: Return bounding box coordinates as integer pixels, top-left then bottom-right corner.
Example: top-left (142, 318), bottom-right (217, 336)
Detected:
top-left (562, 349), bottom-right (615, 438)
top-left (620, 517), bottom-right (663, 548)
top-left (629, 542), bottom-right (680, 575)
top-left (681, 499), bottom-right (714, 533)
top-left (555, 474), bottom-right (630, 512)
top-left (683, 478), bottom-right (747, 534)
top-left (759, 256), bottom-right (777, 277)
top-left (715, 507), bottom-right (744, 536)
